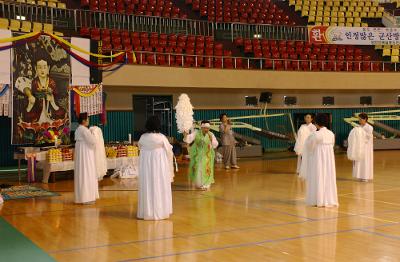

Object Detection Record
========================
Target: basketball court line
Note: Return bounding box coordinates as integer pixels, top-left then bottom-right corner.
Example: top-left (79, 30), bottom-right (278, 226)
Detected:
top-left (48, 219), bottom-right (310, 254)
top-left (213, 195), bottom-right (400, 224)
top-left (47, 200), bottom-right (399, 254)
top-left (5, 186), bottom-right (400, 257)
top-left (340, 195), bottom-right (400, 207)
top-left (359, 228), bottom-right (400, 241)
top-left (117, 222), bottom-right (399, 262)
top-left (292, 185), bottom-right (400, 201)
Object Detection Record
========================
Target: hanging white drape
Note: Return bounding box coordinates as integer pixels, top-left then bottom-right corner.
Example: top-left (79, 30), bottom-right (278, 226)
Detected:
top-left (0, 29), bottom-right (11, 85)
top-left (71, 37), bottom-right (90, 86)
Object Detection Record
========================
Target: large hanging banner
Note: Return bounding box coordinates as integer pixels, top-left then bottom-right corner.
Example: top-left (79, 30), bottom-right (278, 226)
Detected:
top-left (308, 26), bottom-right (400, 45)
top-left (12, 35), bottom-right (70, 144)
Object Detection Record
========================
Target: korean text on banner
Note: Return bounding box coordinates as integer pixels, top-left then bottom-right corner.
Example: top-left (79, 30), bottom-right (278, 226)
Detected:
top-left (308, 26), bottom-right (400, 45)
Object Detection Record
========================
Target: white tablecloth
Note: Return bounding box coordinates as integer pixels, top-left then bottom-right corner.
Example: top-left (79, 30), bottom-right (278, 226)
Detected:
top-left (38, 157), bottom-right (139, 183)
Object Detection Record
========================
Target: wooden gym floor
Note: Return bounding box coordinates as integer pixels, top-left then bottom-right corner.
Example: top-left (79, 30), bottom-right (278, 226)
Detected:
top-left (1, 150), bottom-right (400, 261)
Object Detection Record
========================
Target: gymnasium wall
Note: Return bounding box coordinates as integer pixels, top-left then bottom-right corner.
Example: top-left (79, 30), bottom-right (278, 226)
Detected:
top-left (104, 86), bottom-right (400, 110)
top-left (103, 65), bottom-right (400, 90)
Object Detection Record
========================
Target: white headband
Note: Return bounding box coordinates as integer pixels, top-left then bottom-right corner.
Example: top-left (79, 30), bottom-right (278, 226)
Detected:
top-left (201, 123), bottom-right (211, 128)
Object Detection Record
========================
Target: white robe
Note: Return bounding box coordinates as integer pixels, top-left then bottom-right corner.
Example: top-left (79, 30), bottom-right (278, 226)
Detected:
top-left (352, 123), bottom-right (374, 180)
top-left (74, 125), bottom-right (99, 204)
top-left (89, 126), bottom-right (107, 180)
top-left (347, 126), bottom-right (366, 161)
top-left (304, 127), bottom-right (338, 207)
top-left (294, 123), bottom-right (317, 173)
top-left (137, 133), bottom-right (174, 220)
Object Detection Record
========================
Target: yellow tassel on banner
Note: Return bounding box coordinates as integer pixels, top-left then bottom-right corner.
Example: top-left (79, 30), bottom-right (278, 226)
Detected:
top-left (48, 33), bottom-right (125, 58)
top-left (70, 85), bottom-right (100, 97)
top-left (0, 32), bottom-right (40, 43)
top-left (132, 52), bottom-right (137, 63)
top-left (0, 31), bottom-right (137, 61)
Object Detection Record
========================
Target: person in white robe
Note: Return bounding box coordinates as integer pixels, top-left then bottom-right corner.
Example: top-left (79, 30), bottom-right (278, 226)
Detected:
top-left (349, 113), bottom-right (374, 182)
top-left (89, 126), bottom-right (107, 180)
top-left (137, 116), bottom-right (174, 220)
top-left (74, 113), bottom-right (99, 204)
top-left (294, 114), bottom-right (317, 175)
top-left (303, 114), bottom-right (338, 207)
top-left (184, 121), bottom-right (219, 190)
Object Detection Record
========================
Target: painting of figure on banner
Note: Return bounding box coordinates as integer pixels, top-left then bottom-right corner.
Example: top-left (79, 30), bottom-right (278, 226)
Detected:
top-left (12, 35), bottom-right (70, 144)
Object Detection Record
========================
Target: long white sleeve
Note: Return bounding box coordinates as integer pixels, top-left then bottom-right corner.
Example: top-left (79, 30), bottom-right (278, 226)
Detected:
top-left (81, 127), bottom-right (96, 146)
top-left (162, 135), bottom-right (175, 182)
top-left (210, 132), bottom-right (219, 149)
top-left (294, 125), bottom-right (310, 155)
top-left (184, 130), bottom-right (218, 148)
top-left (184, 131), bottom-right (197, 144)
top-left (363, 124), bottom-right (373, 141)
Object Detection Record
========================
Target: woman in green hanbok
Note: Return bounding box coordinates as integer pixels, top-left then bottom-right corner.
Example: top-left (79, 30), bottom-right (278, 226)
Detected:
top-left (184, 121), bottom-right (219, 190)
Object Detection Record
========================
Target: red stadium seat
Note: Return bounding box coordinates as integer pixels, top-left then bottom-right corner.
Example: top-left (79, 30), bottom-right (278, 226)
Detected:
top-left (90, 28), bottom-right (101, 41)
top-left (80, 27), bottom-right (90, 37)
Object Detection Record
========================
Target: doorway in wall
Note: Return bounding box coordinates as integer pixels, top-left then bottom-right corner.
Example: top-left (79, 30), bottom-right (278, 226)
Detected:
top-left (132, 95), bottom-right (173, 140)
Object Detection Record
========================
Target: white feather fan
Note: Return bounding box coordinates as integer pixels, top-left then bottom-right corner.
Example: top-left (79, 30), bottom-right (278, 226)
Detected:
top-left (175, 94), bottom-right (194, 133)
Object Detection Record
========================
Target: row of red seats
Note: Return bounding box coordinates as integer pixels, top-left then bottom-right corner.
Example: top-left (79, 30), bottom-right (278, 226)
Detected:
top-left (123, 51), bottom-right (388, 72)
top-left (80, 27), bottom-right (232, 55)
top-left (263, 60), bottom-right (384, 72)
top-left (235, 38), bottom-right (372, 61)
top-left (186, 0), bottom-right (295, 24)
top-left (235, 38), bottom-right (364, 51)
top-left (129, 52), bottom-right (243, 68)
top-left (81, 0), bottom-right (187, 18)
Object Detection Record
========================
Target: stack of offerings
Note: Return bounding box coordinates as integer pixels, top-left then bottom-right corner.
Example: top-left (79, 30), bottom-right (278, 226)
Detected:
top-left (61, 148), bottom-right (73, 161)
top-left (47, 149), bottom-right (62, 163)
top-left (116, 145), bottom-right (127, 158)
top-left (105, 147), bottom-right (118, 158)
top-left (127, 145), bottom-right (139, 157)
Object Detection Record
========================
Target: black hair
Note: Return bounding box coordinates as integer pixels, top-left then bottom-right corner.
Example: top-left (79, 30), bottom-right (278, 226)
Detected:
top-left (359, 112), bottom-right (368, 121)
top-left (219, 113), bottom-right (227, 121)
top-left (34, 53), bottom-right (50, 65)
top-left (145, 115), bottom-right (161, 133)
top-left (201, 120), bottom-right (210, 125)
top-left (78, 113), bottom-right (88, 124)
top-left (315, 114), bottom-right (329, 127)
top-left (304, 113), bottom-right (313, 119)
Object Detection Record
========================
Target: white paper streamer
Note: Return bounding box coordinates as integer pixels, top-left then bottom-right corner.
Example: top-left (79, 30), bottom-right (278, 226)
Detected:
top-left (0, 84), bottom-right (10, 117)
top-left (79, 84), bottom-right (103, 116)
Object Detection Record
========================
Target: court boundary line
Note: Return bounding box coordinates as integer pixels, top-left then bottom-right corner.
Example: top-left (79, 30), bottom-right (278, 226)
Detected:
top-left (47, 206), bottom-right (400, 254)
top-left (116, 222), bottom-right (398, 262)
top-left (359, 228), bottom-right (400, 241)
